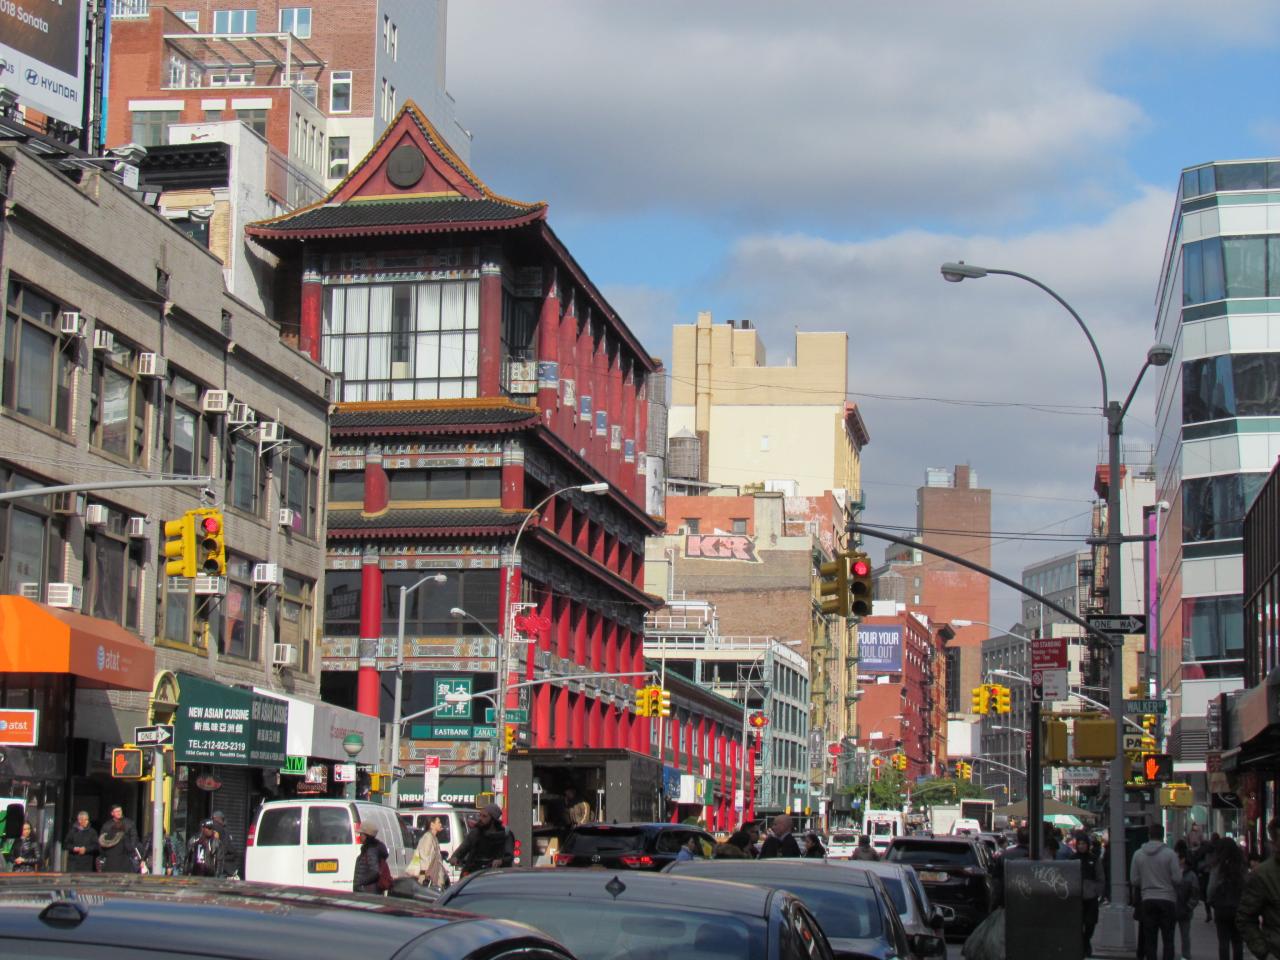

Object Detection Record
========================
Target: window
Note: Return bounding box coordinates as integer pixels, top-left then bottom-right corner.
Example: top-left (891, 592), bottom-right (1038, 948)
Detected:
top-left (280, 442), bottom-right (319, 537)
top-left (0, 470), bottom-right (66, 600)
top-left (382, 15), bottom-right (390, 51)
top-left (683, 518), bottom-right (699, 534)
top-left (1183, 353), bottom-right (1280, 424)
top-left (380, 78), bottom-right (388, 120)
top-left (176, 10), bottom-right (199, 29)
top-left (163, 373), bottom-right (214, 478)
top-left (323, 280), bottom-right (481, 402)
top-left (279, 7), bottom-right (311, 38)
top-left (82, 506), bottom-right (144, 630)
top-left (204, 109), bottom-right (223, 121)
top-left (329, 71), bottom-right (352, 113)
top-left (1183, 235), bottom-right (1280, 305)
top-left (209, 556), bottom-right (259, 661)
top-left (328, 469), bottom-right (364, 502)
top-left (90, 337), bottom-right (146, 464)
top-left (279, 573), bottom-right (314, 672)
top-left (228, 434), bottom-right (263, 515)
top-left (235, 109), bottom-right (267, 137)
top-left (1183, 473), bottom-right (1267, 543)
top-left (328, 136), bottom-right (350, 179)
top-left (323, 568), bottom-right (500, 638)
top-left (391, 23), bottom-right (398, 60)
top-left (129, 109), bottom-right (179, 147)
top-left (1183, 594), bottom-right (1244, 662)
top-left (386, 468), bottom-right (500, 501)
top-left (4, 280), bottom-right (72, 432)
top-left (731, 518), bottom-right (747, 535)
top-left (387, 84), bottom-right (396, 118)
top-left (213, 8), bottom-right (256, 34)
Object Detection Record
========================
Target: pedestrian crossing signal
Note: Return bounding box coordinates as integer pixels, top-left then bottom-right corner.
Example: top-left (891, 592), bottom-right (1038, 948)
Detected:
top-left (1143, 753), bottom-right (1173, 783)
top-left (112, 747), bottom-right (145, 779)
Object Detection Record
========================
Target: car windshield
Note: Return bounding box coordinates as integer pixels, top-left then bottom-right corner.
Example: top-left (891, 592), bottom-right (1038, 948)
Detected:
top-left (444, 894), bottom-right (767, 959)
top-left (831, 833), bottom-right (857, 845)
top-left (771, 882), bottom-right (883, 940)
top-left (563, 828), bottom-right (647, 855)
top-left (887, 842), bottom-right (977, 866)
top-left (870, 822), bottom-right (894, 836)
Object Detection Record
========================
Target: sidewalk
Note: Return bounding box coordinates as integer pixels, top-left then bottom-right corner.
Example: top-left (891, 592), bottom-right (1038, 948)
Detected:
top-left (1094, 904), bottom-right (1229, 960)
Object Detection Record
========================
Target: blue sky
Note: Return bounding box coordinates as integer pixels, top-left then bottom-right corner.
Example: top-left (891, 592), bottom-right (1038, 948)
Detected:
top-left (448, 2), bottom-right (1280, 627)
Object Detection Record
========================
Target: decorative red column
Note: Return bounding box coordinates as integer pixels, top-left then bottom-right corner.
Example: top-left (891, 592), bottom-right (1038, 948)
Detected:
top-left (534, 684), bottom-right (552, 747)
top-left (606, 345), bottom-right (622, 482)
top-left (635, 365), bottom-right (652, 506)
top-left (558, 299), bottom-right (577, 436)
top-left (728, 741), bottom-right (738, 829)
top-left (501, 440), bottom-right (525, 509)
top-left (571, 692), bottom-right (586, 746)
top-left (356, 449), bottom-right (389, 717)
top-left (603, 619), bottom-right (618, 675)
top-left (622, 361), bottom-right (636, 497)
top-left (299, 251), bottom-right (323, 363)
top-left (553, 687), bottom-right (570, 748)
top-left (573, 604), bottom-right (587, 666)
top-left (589, 611), bottom-right (603, 672)
top-left (537, 268), bottom-right (560, 419)
top-left (746, 740), bottom-right (757, 822)
top-left (478, 255), bottom-right (503, 395)
top-left (576, 315), bottom-right (594, 453)
top-left (588, 698), bottom-right (603, 745)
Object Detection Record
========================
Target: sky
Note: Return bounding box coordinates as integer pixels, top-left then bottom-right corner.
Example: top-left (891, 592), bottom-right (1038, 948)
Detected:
top-left (446, 2), bottom-right (1280, 628)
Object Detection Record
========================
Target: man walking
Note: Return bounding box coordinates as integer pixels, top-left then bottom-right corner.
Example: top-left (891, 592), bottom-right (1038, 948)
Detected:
top-left (1238, 818), bottom-right (1280, 960)
top-left (185, 820), bottom-right (226, 877)
top-left (450, 804), bottom-right (514, 876)
top-left (1131, 822), bottom-right (1183, 960)
top-left (758, 814), bottom-right (802, 858)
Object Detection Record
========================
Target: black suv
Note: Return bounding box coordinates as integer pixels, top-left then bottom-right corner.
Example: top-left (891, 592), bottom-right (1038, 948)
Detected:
top-left (555, 822), bottom-right (715, 871)
top-left (884, 836), bottom-right (993, 932)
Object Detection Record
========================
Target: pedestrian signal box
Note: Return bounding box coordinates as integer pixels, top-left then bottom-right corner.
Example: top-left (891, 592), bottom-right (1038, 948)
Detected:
top-left (1072, 719), bottom-right (1117, 761)
top-left (112, 747), bottom-right (145, 779)
top-left (1160, 782), bottom-right (1193, 807)
top-left (1042, 719), bottom-right (1069, 763)
top-left (1143, 753), bottom-right (1173, 783)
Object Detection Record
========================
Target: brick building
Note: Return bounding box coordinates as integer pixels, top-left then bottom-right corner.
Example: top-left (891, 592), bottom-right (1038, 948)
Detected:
top-left (247, 102), bottom-right (663, 806)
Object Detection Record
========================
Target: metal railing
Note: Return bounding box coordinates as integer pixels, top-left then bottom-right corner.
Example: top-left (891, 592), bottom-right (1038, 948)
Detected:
top-left (112, 0), bottom-right (150, 18)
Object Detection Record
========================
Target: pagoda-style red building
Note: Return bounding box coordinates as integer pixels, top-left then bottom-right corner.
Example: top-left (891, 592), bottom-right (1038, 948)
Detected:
top-left (248, 103), bottom-right (663, 804)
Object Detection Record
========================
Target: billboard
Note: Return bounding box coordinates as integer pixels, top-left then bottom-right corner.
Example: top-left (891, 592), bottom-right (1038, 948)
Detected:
top-left (0, 0), bottom-right (87, 129)
top-left (858, 624), bottom-right (903, 673)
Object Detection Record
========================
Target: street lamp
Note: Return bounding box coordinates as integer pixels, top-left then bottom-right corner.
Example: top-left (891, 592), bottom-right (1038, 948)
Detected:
top-left (452, 606), bottom-right (503, 795)
top-left (495, 482), bottom-right (610, 807)
top-left (388, 572), bottom-right (447, 807)
top-left (941, 261), bottom-right (1171, 932)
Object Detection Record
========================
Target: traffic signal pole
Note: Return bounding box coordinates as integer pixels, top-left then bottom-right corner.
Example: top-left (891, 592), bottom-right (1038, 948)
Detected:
top-left (151, 747), bottom-right (165, 875)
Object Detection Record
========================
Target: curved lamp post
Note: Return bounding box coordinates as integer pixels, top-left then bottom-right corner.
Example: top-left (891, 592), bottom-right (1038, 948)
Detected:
top-left (388, 573), bottom-right (447, 807)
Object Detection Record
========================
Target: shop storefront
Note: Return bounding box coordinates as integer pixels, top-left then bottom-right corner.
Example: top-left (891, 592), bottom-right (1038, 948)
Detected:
top-left (252, 687), bottom-right (378, 799)
top-left (1219, 673), bottom-right (1280, 853)
top-left (171, 673), bottom-right (288, 851)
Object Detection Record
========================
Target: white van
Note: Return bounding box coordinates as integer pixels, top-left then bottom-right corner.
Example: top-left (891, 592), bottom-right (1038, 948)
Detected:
top-left (244, 799), bottom-right (412, 891)
top-left (863, 809), bottom-right (906, 856)
top-left (397, 804), bottom-right (470, 882)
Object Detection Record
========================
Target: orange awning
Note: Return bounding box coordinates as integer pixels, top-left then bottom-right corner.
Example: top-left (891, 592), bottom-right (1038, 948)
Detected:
top-left (0, 596), bottom-right (155, 691)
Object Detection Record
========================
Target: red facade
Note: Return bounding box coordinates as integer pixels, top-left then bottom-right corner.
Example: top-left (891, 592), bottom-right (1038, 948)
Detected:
top-left (856, 612), bottom-right (942, 780)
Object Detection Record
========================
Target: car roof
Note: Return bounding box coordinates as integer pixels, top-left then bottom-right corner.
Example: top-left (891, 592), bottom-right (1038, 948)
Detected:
top-left (568, 822), bottom-right (710, 833)
top-left (0, 875), bottom-right (566, 960)
top-left (890, 835), bottom-right (976, 846)
top-left (665, 860), bottom-right (875, 889)
top-left (822, 859), bottom-right (914, 880)
top-left (445, 867), bottom-right (775, 919)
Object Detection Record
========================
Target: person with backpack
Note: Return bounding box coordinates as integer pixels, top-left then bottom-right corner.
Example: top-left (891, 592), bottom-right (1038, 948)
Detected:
top-left (352, 822), bottom-right (390, 894)
top-left (1207, 834), bottom-right (1246, 960)
top-left (1176, 849), bottom-right (1200, 960)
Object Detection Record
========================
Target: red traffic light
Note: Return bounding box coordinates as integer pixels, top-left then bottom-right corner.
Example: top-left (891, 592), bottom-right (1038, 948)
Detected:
top-left (200, 516), bottom-right (221, 535)
top-left (851, 559), bottom-right (870, 577)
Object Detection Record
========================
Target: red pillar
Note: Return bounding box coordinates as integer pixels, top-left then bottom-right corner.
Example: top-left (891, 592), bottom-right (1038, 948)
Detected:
top-left (556, 597), bottom-right (571, 660)
top-left (671, 714), bottom-right (681, 769)
top-left (620, 708), bottom-right (632, 752)
top-left (589, 611), bottom-right (603, 673)
top-left (501, 440), bottom-right (525, 509)
top-left (571, 692), bottom-right (586, 747)
top-left (356, 550), bottom-right (383, 717)
top-left (607, 345), bottom-right (622, 483)
top-left (300, 252), bottom-right (323, 363)
top-left (746, 740), bottom-right (757, 822)
top-left (479, 256), bottom-right (503, 395)
top-left (534, 683), bottom-right (552, 747)
top-left (588, 698), bottom-right (603, 746)
top-left (728, 741), bottom-right (738, 829)
top-left (572, 603), bottom-right (587, 666)
top-left (622, 360), bottom-right (637, 499)
top-left (500, 564), bottom-right (522, 711)
top-left (576, 315), bottom-right (593, 453)
top-left (635, 365), bottom-right (652, 506)
top-left (537, 268), bottom-right (560, 418)
top-left (604, 619), bottom-right (618, 675)
top-left (553, 687), bottom-right (570, 748)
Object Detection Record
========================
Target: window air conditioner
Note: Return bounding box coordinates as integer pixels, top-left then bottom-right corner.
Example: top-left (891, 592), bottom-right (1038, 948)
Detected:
top-left (253, 563), bottom-right (282, 585)
top-left (278, 508), bottom-right (296, 528)
top-left (46, 583), bottom-right (82, 608)
top-left (59, 311), bottom-right (84, 336)
top-left (127, 516), bottom-right (147, 538)
top-left (137, 353), bottom-right (167, 378)
top-left (52, 491), bottom-right (79, 515)
top-left (193, 575), bottom-right (226, 595)
top-left (201, 390), bottom-right (230, 414)
top-left (18, 583), bottom-right (40, 600)
top-left (92, 328), bottom-right (114, 352)
top-left (227, 401), bottom-right (255, 425)
top-left (258, 421), bottom-right (282, 444)
top-left (84, 504), bottom-right (109, 525)
top-left (271, 643), bottom-right (299, 667)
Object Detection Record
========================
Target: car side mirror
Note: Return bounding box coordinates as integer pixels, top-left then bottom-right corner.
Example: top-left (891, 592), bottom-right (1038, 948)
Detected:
top-left (930, 904), bottom-right (954, 927)
top-left (910, 933), bottom-right (947, 957)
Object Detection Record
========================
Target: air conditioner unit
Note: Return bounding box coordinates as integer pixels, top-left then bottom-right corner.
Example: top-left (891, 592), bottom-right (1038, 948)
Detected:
top-left (84, 504), bottom-right (108, 526)
top-left (253, 563), bottom-right (282, 585)
top-left (92, 328), bottom-right (114, 352)
top-left (258, 421), bottom-right (282, 444)
top-left (271, 643), bottom-right (299, 667)
top-left (46, 583), bottom-right (82, 608)
top-left (137, 353), bottom-right (167, 378)
top-left (18, 583), bottom-right (40, 600)
top-left (201, 389), bottom-right (230, 414)
top-left (52, 491), bottom-right (79, 515)
top-left (127, 516), bottom-right (147, 538)
top-left (278, 508), bottom-right (296, 528)
top-left (59, 311), bottom-right (84, 336)
top-left (227, 401), bottom-right (255, 425)
top-left (193, 575), bottom-right (226, 595)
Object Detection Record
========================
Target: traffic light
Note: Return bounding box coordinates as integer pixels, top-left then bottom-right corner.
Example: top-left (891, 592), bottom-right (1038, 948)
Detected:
top-left (504, 725), bottom-right (517, 752)
top-left (1143, 753), bottom-right (1173, 784)
top-left (848, 552), bottom-right (873, 618)
top-left (892, 753), bottom-right (907, 771)
top-left (636, 685), bottom-right (651, 718)
top-left (163, 512), bottom-right (197, 578)
top-left (994, 685), bottom-right (1011, 715)
top-left (970, 685), bottom-right (990, 714)
top-left (112, 747), bottom-right (145, 779)
top-left (196, 508), bottom-right (226, 576)
top-left (956, 761), bottom-right (971, 781)
top-left (368, 773), bottom-right (384, 793)
top-left (817, 555), bottom-right (849, 617)
top-left (657, 688), bottom-right (672, 718)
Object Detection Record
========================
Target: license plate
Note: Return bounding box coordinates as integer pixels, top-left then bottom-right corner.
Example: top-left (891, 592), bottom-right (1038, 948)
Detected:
top-left (309, 860), bottom-right (340, 873)
top-left (919, 871), bottom-right (949, 883)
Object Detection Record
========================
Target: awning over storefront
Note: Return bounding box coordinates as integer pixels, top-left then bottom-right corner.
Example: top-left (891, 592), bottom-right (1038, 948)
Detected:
top-left (0, 595), bottom-right (154, 690)
top-left (173, 673), bottom-right (288, 768)
top-left (252, 687), bottom-right (379, 763)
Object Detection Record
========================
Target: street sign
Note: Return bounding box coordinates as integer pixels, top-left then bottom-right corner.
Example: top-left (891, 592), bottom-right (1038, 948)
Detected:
top-left (134, 724), bottom-right (174, 747)
top-left (1040, 668), bottom-right (1069, 701)
top-left (1123, 733), bottom-right (1145, 752)
top-left (1087, 614), bottom-right (1146, 635)
top-left (1125, 699), bottom-right (1167, 715)
top-left (1031, 635), bottom-right (1068, 670)
top-left (423, 756), bottom-right (440, 804)
top-left (484, 707), bottom-right (529, 724)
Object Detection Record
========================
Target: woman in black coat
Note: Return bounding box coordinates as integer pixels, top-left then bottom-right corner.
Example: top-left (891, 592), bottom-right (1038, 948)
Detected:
top-left (64, 811), bottom-right (98, 873)
top-left (352, 822), bottom-right (388, 894)
top-left (10, 822), bottom-right (43, 871)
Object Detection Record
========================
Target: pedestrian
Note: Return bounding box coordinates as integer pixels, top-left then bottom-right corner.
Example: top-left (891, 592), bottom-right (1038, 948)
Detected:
top-left (852, 835), bottom-right (880, 861)
top-left (10, 822), bottom-right (42, 872)
top-left (1207, 832), bottom-right (1245, 960)
top-left (1131, 821), bottom-right (1182, 960)
top-left (1043, 832), bottom-right (1061, 861)
top-left (1237, 818), bottom-right (1280, 960)
top-left (758, 814), bottom-right (802, 859)
top-left (1176, 850), bottom-right (1200, 960)
top-left (64, 811), bottom-right (98, 873)
top-left (406, 815), bottom-right (449, 889)
top-left (352, 822), bottom-right (389, 894)
top-left (185, 820), bottom-right (226, 877)
top-left (803, 832), bottom-right (825, 859)
top-left (675, 836), bottom-right (699, 862)
top-left (450, 804), bottom-right (514, 876)
top-left (714, 828), bottom-right (755, 859)
top-left (210, 810), bottom-right (239, 879)
top-left (1073, 834), bottom-right (1105, 956)
top-left (98, 805), bottom-right (141, 873)
top-left (1057, 831), bottom-right (1075, 860)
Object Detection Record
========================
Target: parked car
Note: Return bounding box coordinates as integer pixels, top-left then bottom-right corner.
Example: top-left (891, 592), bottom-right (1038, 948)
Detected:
top-left (824, 859), bottom-right (953, 957)
top-left (244, 798), bottom-right (414, 891)
top-left (437, 868), bottom-right (835, 960)
top-left (398, 804), bottom-right (467, 881)
top-left (827, 831), bottom-right (859, 860)
top-left (554, 822), bottom-right (715, 871)
top-left (0, 874), bottom-right (577, 960)
top-left (666, 858), bottom-right (927, 960)
top-left (884, 836), bottom-right (994, 932)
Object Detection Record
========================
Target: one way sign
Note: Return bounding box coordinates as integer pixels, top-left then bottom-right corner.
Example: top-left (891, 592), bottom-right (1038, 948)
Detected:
top-left (1086, 614), bottom-right (1146, 635)
top-left (134, 724), bottom-right (174, 747)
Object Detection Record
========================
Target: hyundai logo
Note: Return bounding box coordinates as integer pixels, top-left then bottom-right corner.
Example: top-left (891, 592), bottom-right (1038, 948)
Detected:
top-left (24, 69), bottom-right (37, 86)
